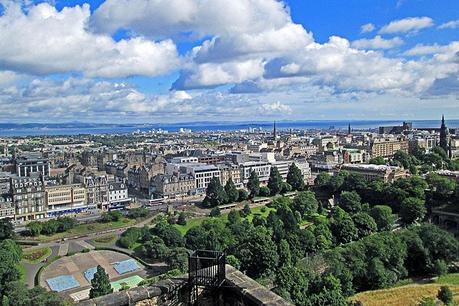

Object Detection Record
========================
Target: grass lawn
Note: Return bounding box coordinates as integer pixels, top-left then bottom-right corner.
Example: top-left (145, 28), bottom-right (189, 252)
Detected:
top-left (22, 247), bottom-right (52, 264)
top-left (32, 217), bottom-right (136, 242)
top-left (174, 204), bottom-right (276, 235)
top-left (17, 263), bottom-right (26, 283)
top-left (245, 206), bottom-right (275, 223)
top-left (350, 274), bottom-right (459, 306)
top-left (437, 273), bottom-right (459, 285)
top-left (92, 234), bottom-right (117, 245)
top-left (174, 217), bottom-right (207, 235)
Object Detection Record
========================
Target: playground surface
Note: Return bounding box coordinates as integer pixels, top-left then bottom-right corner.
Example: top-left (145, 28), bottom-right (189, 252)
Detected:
top-left (39, 250), bottom-right (147, 301)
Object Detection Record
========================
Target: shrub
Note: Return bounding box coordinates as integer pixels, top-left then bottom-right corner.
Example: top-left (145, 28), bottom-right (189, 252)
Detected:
top-left (238, 189), bottom-right (249, 202)
top-left (437, 286), bottom-right (453, 305)
top-left (177, 212), bottom-right (187, 226)
top-left (100, 211), bottom-right (123, 223)
top-left (259, 186), bottom-right (271, 197)
top-left (127, 208), bottom-right (149, 219)
top-left (210, 207), bottom-right (221, 217)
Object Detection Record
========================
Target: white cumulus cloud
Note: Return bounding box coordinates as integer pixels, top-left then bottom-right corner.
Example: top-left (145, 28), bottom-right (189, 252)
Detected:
top-left (438, 20), bottom-right (459, 30)
top-left (352, 35), bottom-right (403, 49)
top-left (0, 2), bottom-right (180, 78)
top-left (379, 17), bottom-right (434, 34)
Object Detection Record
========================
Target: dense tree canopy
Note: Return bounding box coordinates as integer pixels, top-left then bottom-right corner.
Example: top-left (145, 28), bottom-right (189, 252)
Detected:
top-left (224, 178), bottom-right (239, 203)
top-left (247, 170), bottom-right (260, 198)
top-left (202, 176), bottom-right (227, 207)
top-left (268, 166), bottom-right (283, 196)
top-left (287, 163), bottom-right (305, 191)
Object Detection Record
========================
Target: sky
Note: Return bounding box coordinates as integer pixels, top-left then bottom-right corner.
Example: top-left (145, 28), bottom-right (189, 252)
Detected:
top-left (0, 0), bottom-right (458, 123)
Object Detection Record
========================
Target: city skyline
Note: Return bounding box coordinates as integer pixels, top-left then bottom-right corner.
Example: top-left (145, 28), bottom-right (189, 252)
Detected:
top-left (0, 0), bottom-right (458, 123)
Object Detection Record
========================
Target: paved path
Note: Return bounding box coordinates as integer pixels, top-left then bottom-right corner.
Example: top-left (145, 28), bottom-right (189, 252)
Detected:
top-left (23, 245), bottom-right (60, 288)
top-left (75, 240), bottom-right (95, 250)
top-left (57, 242), bottom-right (69, 256)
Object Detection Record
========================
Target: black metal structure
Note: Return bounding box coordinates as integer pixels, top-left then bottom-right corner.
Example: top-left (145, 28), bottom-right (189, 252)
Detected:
top-left (188, 250), bottom-right (226, 305)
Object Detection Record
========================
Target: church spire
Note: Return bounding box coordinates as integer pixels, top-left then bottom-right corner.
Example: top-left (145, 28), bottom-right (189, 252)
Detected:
top-left (348, 123), bottom-right (351, 135)
top-left (440, 114), bottom-right (448, 152)
top-left (273, 121), bottom-right (277, 139)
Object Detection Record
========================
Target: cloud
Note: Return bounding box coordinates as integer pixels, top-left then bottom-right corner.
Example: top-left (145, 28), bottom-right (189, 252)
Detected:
top-left (404, 42), bottom-right (459, 56)
top-left (0, 2), bottom-right (180, 78)
top-left (438, 20), bottom-right (459, 30)
top-left (91, 0), bottom-right (291, 39)
top-left (379, 17), bottom-right (434, 34)
top-left (172, 59), bottom-right (265, 90)
top-left (259, 101), bottom-right (292, 114)
top-left (352, 35), bottom-right (403, 49)
top-left (360, 23), bottom-right (375, 33)
top-left (423, 75), bottom-right (459, 97)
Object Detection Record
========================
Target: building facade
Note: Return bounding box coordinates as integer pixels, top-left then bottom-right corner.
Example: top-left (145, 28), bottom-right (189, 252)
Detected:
top-left (45, 183), bottom-right (88, 217)
top-left (11, 176), bottom-right (46, 222)
top-left (108, 182), bottom-right (131, 210)
top-left (370, 137), bottom-right (409, 158)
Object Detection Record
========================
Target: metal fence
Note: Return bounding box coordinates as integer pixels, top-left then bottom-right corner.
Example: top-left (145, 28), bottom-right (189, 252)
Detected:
top-left (188, 250), bottom-right (226, 288)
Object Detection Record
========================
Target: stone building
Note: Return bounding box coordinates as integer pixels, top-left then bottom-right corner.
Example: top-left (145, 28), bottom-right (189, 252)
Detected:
top-left (369, 136), bottom-right (408, 158)
top-left (11, 176), bottom-right (46, 222)
top-left (150, 173), bottom-right (196, 199)
top-left (340, 164), bottom-right (409, 183)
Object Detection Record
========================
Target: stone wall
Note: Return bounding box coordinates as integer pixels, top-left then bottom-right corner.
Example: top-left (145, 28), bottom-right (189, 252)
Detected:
top-left (78, 266), bottom-right (292, 306)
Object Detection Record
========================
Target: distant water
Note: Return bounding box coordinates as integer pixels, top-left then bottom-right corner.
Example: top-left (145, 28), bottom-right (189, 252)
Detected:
top-left (0, 119), bottom-right (457, 137)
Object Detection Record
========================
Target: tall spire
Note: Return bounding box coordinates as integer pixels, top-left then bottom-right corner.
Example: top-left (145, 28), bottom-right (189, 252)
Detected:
top-left (348, 123), bottom-right (351, 135)
top-left (440, 114), bottom-right (448, 152)
top-left (273, 121), bottom-right (277, 139)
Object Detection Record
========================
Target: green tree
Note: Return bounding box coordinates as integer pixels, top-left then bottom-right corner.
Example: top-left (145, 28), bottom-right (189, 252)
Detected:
top-left (118, 227), bottom-right (142, 249)
top-left (202, 176), bottom-right (227, 208)
top-left (0, 240), bottom-right (22, 297)
top-left (235, 228), bottom-right (279, 278)
top-left (433, 259), bottom-right (448, 276)
top-left (41, 220), bottom-right (59, 235)
top-left (278, 239), bottom-right (292, 267)
top-left (238, 189), bottom-right (249, 201)
top-left (369, 156), bottom-right (386, 165)
top-left (268, 167), bottom-right (283, 196)
top-left (227, 210), bottom-right (241, 224)
top-left (259, 186), bottom-right (271, 197)
top-left (224, 178), bottom-right (239, 203)
top-left (370, 205), bottom-right (394, 231)
top-left (0, 219), bottom-right (14, 241)
top-left (339, 191), bottom-right (362, 213)
top-left (426, 173), bottom-right (456, 201)
top-left (437, 286), bottom-right (453, 305)
top-left (89, 265), bottom-right (113, 298)
top-left (151, 222), bottom-right (185, 247)
top-left (142, 237), bottom-right (169, 260)
top-left (166, 247), bottom-right (189, 272)
top-left (330, 207), bottom-right (358, 244)
top-left (352, 212), bottom-right (377, 238)
top-left (247, 171), bottom-right (260, 198)
top-left (26, 221), bottom-right (42, 237)
top-left (292, 191), bottom-right (318, 217)
top-left (241, 203), bottom-right (251, 217)
top-left (226, 255), bottom-right (241, 269)
top-left (287, 163), bottom-right (305, 191)
top-left (177, 212), bottom-right (187, 225)
top-left (400, 197), bottom-right (426, 225)
top-left (127, 207), bottom-right (149, 219)
top-left (209, 207), bottom-right (221, 217)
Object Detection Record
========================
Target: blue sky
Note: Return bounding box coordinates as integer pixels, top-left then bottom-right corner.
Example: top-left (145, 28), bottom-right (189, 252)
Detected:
top-left (0, 0), bottom-right (458, 123)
